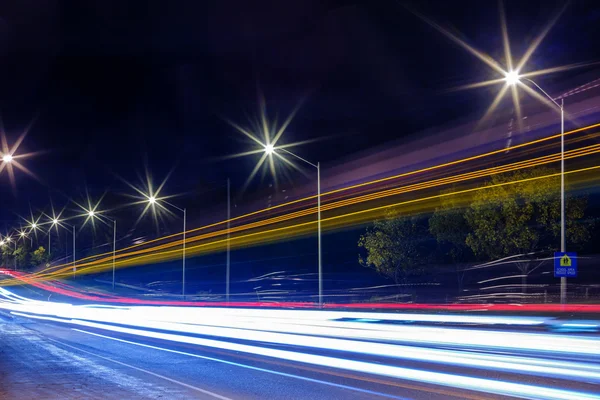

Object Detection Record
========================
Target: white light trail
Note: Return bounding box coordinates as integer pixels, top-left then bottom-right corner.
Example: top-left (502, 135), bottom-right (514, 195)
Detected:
top-left (12, 312), bottom-right (600, 400)
top-left (1, 287), bottom-right (600, 399)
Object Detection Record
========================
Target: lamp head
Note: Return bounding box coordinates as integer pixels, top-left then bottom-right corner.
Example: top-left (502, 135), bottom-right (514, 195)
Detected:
top-left (504, 70), bottom-right (521, 86)
top-left (52, 218), bottom-right (59, 225)
top-left (88, 210), bottom-right (95, 217)
top-left (264, 144), bottom-right (274, 155)
top-left (2, 154), bottom-right (13, 163)
top-left (148, 196), bottom-right (156, 204)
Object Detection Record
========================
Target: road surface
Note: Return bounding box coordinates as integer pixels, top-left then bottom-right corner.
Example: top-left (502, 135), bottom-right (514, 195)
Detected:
top-left (1, 286), bottom-right (600, 399)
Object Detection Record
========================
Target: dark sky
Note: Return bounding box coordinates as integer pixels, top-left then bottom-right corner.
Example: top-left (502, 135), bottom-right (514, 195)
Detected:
top-left (1, 0), bottom-right (599, 234)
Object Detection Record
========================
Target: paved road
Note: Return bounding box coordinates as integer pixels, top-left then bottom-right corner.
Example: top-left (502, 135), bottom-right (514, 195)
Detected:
top-left (1, 287), bottom-right (600, 400)
top-left (1, 312), bottom-right (470, 400)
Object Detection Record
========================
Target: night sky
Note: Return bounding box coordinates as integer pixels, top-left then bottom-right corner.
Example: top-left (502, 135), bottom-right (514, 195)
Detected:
top-left (1, 0), bottom-right (600, 233)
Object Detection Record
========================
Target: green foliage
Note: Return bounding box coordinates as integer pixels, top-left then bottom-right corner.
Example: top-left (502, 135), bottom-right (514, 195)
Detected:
top-left (429, 190), bottom-right (471, 263)
top-left (357, 167), bottom-right (591, 292)
top-left (429, 191), bottom-right (472, 292)
top-left (30, 246), bottom-right (49, 267)
top-left (13, 245), bottom-right (28, 269)
top-left (358, 211), bottom-right (429, 283)
top-left (1, 245), bottom-right (13, 266)
top-left (464, 167), bottom-right (590, 261)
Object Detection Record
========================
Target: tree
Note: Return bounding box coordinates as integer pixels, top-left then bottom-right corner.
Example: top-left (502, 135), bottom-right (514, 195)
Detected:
top-left (358, 210), bottom-right (429, 284)
top-left (30, 246), bottom-right (49, 268)
top-left (13, 245), bottom-right (28, 269)
top-left (1, 245), bottom-right (13, 267)
top-left (429, 191), bottom-right (472, 293)
top-left (464, 167), bottom-right (590, 291)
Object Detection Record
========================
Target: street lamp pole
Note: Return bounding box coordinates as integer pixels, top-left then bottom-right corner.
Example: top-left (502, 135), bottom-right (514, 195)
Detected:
top-left (560, 97), bottom-right (565, 303)
top-left (89, 212), bottom-right (117, 290)
top-left (158, 200), bottom-right (186, 298)
top-left (5, 237), bottom-right (17, 270)
top-left (73, 225), bottom-right (76, 277)
top-left (112, 219), bottom-right (116, 290)
top-left (226, 178), bottom-right (231, 303)
top-left (141, 197), bottom-right (187, 298)
top-left (278, 148), bottom-right (323, 306)
top-left (182, 207), bottom-right (186, 298)
top-left (50, 219), bottom-right (76, 278)
top-left (521, 78), bottom-right (566, 303)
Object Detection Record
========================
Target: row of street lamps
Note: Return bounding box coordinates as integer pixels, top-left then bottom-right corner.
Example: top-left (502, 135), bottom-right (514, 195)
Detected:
top-left (0, 197), bottom-right (183, 293)
top-left (1, 143), bottom-right (323, 303)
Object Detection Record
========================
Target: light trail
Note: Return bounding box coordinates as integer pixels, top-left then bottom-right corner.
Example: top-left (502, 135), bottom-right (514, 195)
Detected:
top-left (68, 330), bottom-right (413, 400)
top-left (1, 288), bottom-right (599, 400)
top-left (18, 139), bottom-right (600, 280)
top-left (5, 271), bottom-right (600, 312)
top-left (23, 161), bottom-right (600, 281)
top-left (26, 121), bottom-right (600, 280)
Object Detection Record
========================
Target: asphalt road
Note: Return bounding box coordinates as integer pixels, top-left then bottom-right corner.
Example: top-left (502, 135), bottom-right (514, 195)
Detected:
top-left (2, 289), bottom-right (600, 400)
top-left (1, 311), bottom-right (478, 400)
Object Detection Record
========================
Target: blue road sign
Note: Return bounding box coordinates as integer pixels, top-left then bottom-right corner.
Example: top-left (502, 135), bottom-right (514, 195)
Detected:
top-left (554, 252), bottom-right (577, 278)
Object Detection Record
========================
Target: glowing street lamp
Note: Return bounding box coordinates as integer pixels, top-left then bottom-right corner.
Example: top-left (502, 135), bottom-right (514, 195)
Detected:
top-left (50, 217), bottom-right (76, 277)
top-left (1, 236), bottom-right (16, 270)
top-left (84, 208), bottom-right (117, 290)
top-left (228, 99), bottom-right (323, 305)
top-left (144, 195), bottom-right (187, 298)
top-left (17, 229), bottom-right (32, 246)
top-left (2, 154), bottom-right (13, 163)
top-left (504, 70), bottom-right (520, 86)
top-left (413, 3), bottom-right (578, 304)
top-left (503, 72), bottom-right (567, 303)
top-left (265, 144), bottom-right (323, 306)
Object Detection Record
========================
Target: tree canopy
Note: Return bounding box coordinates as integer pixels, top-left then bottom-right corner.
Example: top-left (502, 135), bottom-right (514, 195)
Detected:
top-left (358, 211), bottom-right (429, 283)
top-left (359, 167), bottom-right (591, 290)
top-left (465, 167), bottom-right (589, 260)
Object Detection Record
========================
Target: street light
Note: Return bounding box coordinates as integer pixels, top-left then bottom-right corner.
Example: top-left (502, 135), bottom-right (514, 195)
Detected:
top-left (85, 209), bottom-right (117, 290)
top-left (2, 236), bottom-right (16, 270)
top-left (2, 154), bottom-right (12, 163)
top-left (505, 72), bottom-right (567, 303)
top-left (27, 218), bottom-right (45, 246)
top-left (50, 218), bottom-right (76, 277)
top-left (144, 195), bottom-right (187, 298)
top-left (267, 145), bottom-right (323, 306)
top-left (504, 70), bottom-right (520, 86)
top-left (18, 229), bottom-right (32, 246)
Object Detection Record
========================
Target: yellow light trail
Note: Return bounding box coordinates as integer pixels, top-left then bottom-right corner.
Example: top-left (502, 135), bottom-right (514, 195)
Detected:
top-left (30, 121), bottom-right (600, 279)
top-left (22, 140), bottom-right (600, 282)
top-left (30, 164), bottom-right (600, 282)
top-left (10, 144), bottom-right (600, 285)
